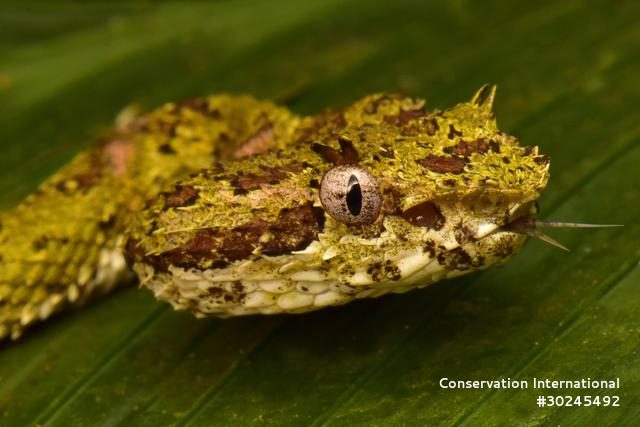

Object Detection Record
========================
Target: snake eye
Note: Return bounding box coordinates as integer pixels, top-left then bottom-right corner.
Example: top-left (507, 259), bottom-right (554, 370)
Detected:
top-left (319, 165), bottom-right (381, 225)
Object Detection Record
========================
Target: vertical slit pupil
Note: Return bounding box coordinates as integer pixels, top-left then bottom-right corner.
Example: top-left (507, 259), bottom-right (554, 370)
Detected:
top-left (346, 174), bottom-right (362, 216)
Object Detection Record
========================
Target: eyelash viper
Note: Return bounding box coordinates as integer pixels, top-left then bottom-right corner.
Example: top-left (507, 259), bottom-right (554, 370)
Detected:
top-left (0, 86), bottom-right (553, 340)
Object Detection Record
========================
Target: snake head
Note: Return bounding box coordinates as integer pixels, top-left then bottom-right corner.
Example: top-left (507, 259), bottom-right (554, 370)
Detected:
top-left (302, 85), bottom-right (551, 279)
top-left (124, 87), bottom-right (551, 316)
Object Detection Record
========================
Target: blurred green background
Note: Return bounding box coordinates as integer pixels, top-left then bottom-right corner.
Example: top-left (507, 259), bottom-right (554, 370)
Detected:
top-left (0, 1), bottom-right (639, 425)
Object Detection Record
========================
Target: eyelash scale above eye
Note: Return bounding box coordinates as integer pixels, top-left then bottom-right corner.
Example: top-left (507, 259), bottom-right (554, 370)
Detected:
top-left (319, 165), bottom-right (381, 225)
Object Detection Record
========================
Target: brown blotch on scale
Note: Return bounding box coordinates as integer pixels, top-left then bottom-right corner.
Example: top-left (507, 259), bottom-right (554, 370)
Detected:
top-left (207, 285), bottom-right (243, 304)
top-left (158, 143), bottom-right (176, 154)
top-left (163, 185), bottom-right (200, 209)
top-left (223, 293), bottom-right (238, 304)
top-left (232, 281), bottom-right (244, 295)
top-left (444, 138), bottom-right (490, 156)
top-left (447, 124), bottom-right (463, 139)
top-left (226, 163), bottom-right (303, 192)
top-left (438, 247), bottom-right (480, 271)
top-left (534, 155), bottom-right (550, 165)
top-left (363, 94), bottom-right (401, 115)
top-left (124, 239), bottom-right (145, 269)
top-left (492, 238), bottom-right (516, 259)
top-left (423, 240), bottom-right (437, 258)
top-left (180, 98), bottom-right (222, 119)
top-left (55, 171), bottom-right (101, 194)
top-left (207, 287), bottom-right (223, 298)
top-left (454, 224), bottom-right (475, 244)
top-left (127, 203), bottom-right (325, 273)
top-left (98, 214), bottom-right (117, 230)
top-left (384, 261), bottom-right (402, 281)
top-left (417, 154), bottom-right (466, 174)
top-left (367, 262), bottom-right (385, 282)
top-left (180, 98), bottom-right (208, 112)
top-left (217, 132), bottom-right (230, 147)
top-left (424, 117), bottom-right (440, 136)
top-left (383, 106), bottom-right (426, 125)
top-left (401, 201), bottom-right (445, 230)
top-left (76, 172), bottom-right (100, 188)
top-left (260, 205), bottom-right (326, 256)
top-left (32, 236), bottom-right (49, 251)
top-left (311, 136), bottom-right (359, 165)
top-left (233, 126), bottom-right (275, 159)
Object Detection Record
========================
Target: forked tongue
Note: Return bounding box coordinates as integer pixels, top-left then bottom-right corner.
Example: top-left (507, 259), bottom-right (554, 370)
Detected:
top-left (505, 218), bottom-right (623, 252)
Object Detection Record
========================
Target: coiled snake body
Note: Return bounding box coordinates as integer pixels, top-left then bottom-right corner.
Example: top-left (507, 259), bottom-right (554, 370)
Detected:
top-left (0, 86), bottom-right (550, 340)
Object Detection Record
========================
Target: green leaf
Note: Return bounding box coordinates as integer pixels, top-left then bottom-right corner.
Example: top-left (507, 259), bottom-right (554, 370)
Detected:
top-left (1, 1), bottom-right (639, 425)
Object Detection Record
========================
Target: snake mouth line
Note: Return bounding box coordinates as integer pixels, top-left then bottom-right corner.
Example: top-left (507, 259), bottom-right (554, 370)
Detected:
top-left (470, 201), bottom-right (535, 243)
